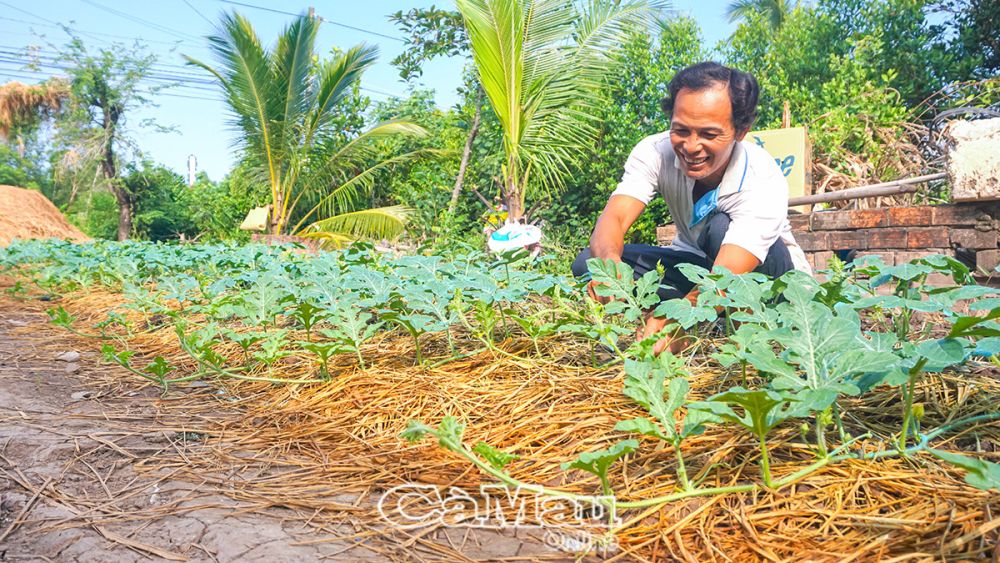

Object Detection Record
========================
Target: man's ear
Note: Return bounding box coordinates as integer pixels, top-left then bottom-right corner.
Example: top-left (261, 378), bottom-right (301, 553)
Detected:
top-left (735, 128), bottom-right (749, 142)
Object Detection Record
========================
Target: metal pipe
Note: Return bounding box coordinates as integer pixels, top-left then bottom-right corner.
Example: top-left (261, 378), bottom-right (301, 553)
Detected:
top-left (789, 172), bottom-right (947, 206)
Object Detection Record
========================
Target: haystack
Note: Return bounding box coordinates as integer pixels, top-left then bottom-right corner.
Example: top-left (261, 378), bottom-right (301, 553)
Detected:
top-left (0, 185), bottom-right (89, 246)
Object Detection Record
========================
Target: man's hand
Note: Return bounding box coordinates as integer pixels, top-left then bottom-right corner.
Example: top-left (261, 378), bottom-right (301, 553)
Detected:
top-left (586, 280), bottom-right (614, 305)
top-left (639, 314), bottom-right (691, 356)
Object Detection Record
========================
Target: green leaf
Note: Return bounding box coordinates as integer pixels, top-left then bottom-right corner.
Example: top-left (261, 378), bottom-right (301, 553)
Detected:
top-left (927, 449), bottom-right (1000, 491)
top-left (914, 338), bottom-right (968, 372)
top-left (948, 308), bottom-right (1000, 338)
top-left (699, 387), bottom-right (806, 439)
top-left (680, 407), bottom-right (719, 439)
top-left (615, 417), bottom-right (669, 440)
top-left (47, 306), bottom-right (75, 327)
top-left (972, 337), bottom-right (1000, 357)
top-left (561, 439), bottom-right (639, 495)
top-left (773, 297), bottom-right (899, 395)
top-left (621, 356), bottom-right (688, 441)
top-left (401, 420), bottom-right (433, 442)
top-left (473, 442), bottom-right (519, 471)
top-left (435, 416), bottom-right (465, 452)
top-left (145, 356), bottom-right (174, 378)
top-left (653, 298), bottom-right (716, 329)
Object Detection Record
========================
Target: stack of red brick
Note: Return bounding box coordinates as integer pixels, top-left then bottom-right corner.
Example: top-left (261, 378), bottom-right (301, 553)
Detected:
top-left (655, 202), bottom-right (1000, 275)
top-left (789, 203), bottom-right (998, 273)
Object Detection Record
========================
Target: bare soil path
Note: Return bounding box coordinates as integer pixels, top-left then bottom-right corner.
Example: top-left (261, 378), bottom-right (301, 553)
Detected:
top-left (0, 296), bottom-right (573, 562)
top-left (0, 299), bottom-right (385, 562)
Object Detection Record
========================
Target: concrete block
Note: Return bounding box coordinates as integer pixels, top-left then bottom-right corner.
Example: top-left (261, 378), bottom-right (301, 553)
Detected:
top-left (788, 213), bottom-right (811, 233)
top-left (656, 224), bottom-right (676, 246)
top-left (887, 206), bottom-right (933, 226)
top-left (947, 118), bottom-right (1000, 202)
top-left (868, 228), bottom-right (908, 249)
top-left (812, 209), bottom-right (887, 231)
top-left (932, 204), bottom-right (996, 226)
top-left (830, 230), bottom-right (869, 250)
top-left (794, 231), bottom-right (830, 251)
top-left (907, 227), bottom-right (950, 249)
top-left (810, 250), bottom-right (835, 270)
top-left (950, 228), bottom-right (998, 250)
top-left (926, 272), bottom-right (957, 286)
top-left (977, 249), bottom-right (1000, 272)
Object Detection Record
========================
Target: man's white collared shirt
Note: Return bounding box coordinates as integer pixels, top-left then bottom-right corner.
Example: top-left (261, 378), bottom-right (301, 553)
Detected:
top-left (610, 132), bottom-right (812, 274)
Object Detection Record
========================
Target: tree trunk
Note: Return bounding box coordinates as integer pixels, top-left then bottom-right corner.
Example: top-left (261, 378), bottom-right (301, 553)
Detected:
top-left (270, 195), bottom-right (283, 235)
top-left (448, 87), bottom-right (483, 215)
top-left (99, 100), bottom-right (130, 241)
top-left (114, 188), bottom-right (133, 241)
top-left (504, 178), bottom-right (524, 223)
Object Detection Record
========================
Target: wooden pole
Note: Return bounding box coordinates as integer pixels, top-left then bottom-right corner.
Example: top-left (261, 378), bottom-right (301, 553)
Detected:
top-left (788, 172), bottom-right (947, 206)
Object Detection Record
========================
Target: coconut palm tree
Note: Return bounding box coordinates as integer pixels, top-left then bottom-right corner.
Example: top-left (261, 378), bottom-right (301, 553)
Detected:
top-left (455, 0), bottom-right (659, 222)
top-left (725, 0), bottom-right (799, 30)
top-left (186, 12), bottom-right (438, 245)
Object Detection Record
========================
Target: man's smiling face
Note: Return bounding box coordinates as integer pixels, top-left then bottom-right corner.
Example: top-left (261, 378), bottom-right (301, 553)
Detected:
top-left (669, 83), bottom-right (747, 188)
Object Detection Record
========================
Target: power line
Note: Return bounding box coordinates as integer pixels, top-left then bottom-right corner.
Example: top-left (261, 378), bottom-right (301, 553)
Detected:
top-left (0, 56), bottom-right (396, 100)
top-left (0, 2), bottom-right (114, 46)
top-left (216, 0), bottom-right (405, 43)
top-left (0, 49), bottom-right (217, 86)
top-left (0, 0), bottom-right (60, 26)
top-left (0, 16), bottom-right (204, 49)
top-left (79, 0), bottom-right (205, 44)
top-left (0, 46), bottom-right (401, 99)
top-left (180, 0), bottom-right (216, 27)
top-left (0, 67), bottom-right (220, 101)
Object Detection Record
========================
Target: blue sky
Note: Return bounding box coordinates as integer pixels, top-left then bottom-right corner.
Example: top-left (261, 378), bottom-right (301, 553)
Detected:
top-left (0, 1), bottom-right (735, 180)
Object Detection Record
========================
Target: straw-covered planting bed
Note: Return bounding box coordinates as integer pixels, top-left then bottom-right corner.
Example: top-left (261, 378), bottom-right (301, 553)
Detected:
top-left (2, 239), bottom-right (999, 561)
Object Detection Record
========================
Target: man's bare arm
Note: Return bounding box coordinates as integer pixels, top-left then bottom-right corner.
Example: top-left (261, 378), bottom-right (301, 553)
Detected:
top-left (589, 195), bottom-right (647, 261)
top-left (682, 243), bottom-right (761, 303)
top-left (585, 195), bottom-right (646, 303)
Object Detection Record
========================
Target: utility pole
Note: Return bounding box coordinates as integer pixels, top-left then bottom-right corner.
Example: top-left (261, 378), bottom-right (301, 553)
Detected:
top-left (187, 154), bottom-right (197, 187)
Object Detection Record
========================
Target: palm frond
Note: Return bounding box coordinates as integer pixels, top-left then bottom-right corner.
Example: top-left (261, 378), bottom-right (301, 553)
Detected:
top-left (295, 205), bottom-right (412, 245)
top-left (725, 0), bottom-right (791, 28)
top-left (189, 12), bottom-right (282, 195)
top-left (323, 119), bottom-right (428, 167)
top-left (273, 14), bottom-right (318, 151)
top-left (307, 44), bottom-right (380, 141)
top-left (186, 11), bottom-right (432, 235)
top-left (291, 147), bottom-right (451, 233)
top-left (457, 0), bottom-right (524, 144)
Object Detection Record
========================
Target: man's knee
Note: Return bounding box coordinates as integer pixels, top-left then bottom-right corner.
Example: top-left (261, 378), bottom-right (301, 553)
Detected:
top-left (700, 212), bottom-right (732, 260)
top-left (571, 248), bottom-right (593, 278)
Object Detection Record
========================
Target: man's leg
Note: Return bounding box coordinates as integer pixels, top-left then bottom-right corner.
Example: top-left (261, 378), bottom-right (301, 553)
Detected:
top-left (571, 245), bottom-right (710, 300)
top-left (697, 212), bottom-right (794, 277)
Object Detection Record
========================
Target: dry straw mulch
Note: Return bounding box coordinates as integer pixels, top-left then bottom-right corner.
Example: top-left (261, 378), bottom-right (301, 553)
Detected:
top-left (21, 287), bottom-right (1000, 561)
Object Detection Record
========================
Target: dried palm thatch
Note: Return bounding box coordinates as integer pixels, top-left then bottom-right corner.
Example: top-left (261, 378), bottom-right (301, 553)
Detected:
top-left (18, 285), bottom-right (1000, 561)
top-left (0, 79), bottom-right (69, 140)
top-left (811, 120), bottom-right (930, 210)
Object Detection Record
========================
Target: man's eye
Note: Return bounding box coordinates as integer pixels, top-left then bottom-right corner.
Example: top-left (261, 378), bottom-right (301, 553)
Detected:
top-left (671, 129), bottom-right (689, 136)
top-left (702, 133), bottom-right (718, 140)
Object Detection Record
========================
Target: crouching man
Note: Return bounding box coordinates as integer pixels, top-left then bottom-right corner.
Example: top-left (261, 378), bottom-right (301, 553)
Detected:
top-left (572, 62), bottom-right (811, 354)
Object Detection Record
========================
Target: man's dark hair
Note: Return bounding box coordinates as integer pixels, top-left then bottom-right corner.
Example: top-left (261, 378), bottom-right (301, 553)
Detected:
top-left (660, 62), bottom-right (759, 132)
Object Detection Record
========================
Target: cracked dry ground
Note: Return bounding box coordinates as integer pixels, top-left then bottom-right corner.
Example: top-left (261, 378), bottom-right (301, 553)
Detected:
top-left (0, 296), bottom-right (565, 562)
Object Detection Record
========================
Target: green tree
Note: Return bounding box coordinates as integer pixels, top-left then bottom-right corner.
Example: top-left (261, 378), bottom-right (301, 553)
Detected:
top-left (455, 0), bottom-right (659, 222)
top-left (126, 162), bottom-right (196, 241)
top-left (390, 6), bottom-right (483, 215)
top-left (725, 0), bottom-right (800, 29)
top-left (368, 90), bottom-right (467, 239)
top-left (186, 12), bottom-right (436, 246)
top-left (54, 37), bottom-right (162, 241)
